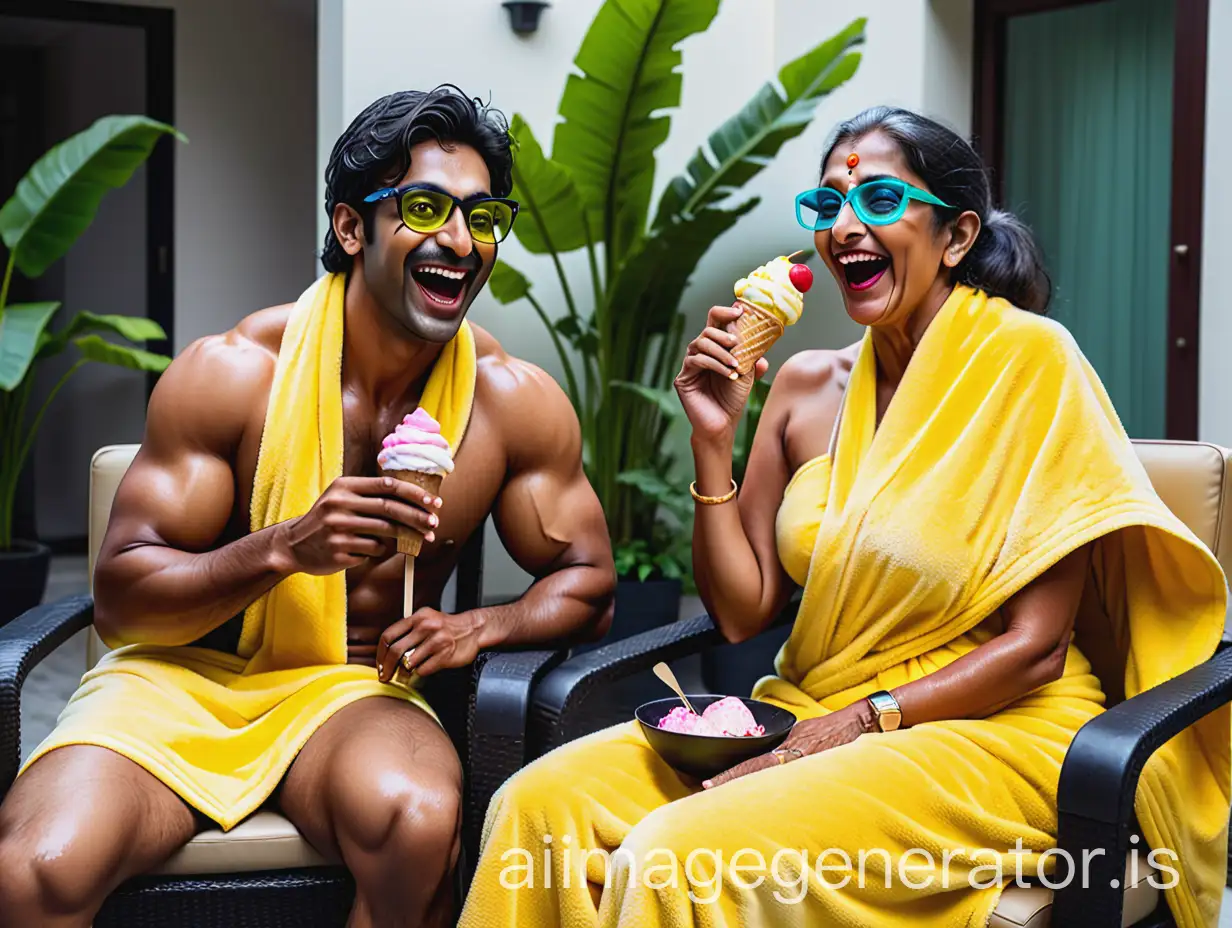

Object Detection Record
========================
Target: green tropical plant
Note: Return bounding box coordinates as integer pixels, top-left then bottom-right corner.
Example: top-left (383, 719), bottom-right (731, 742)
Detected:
top-left (489, 1), bottom-right (865, 581)
top-left (0, 115), bottom-right (184, 549)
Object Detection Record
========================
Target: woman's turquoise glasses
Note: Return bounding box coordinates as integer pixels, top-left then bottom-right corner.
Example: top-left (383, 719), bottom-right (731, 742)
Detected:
top-left (795, 178), bottom-right (952, 231)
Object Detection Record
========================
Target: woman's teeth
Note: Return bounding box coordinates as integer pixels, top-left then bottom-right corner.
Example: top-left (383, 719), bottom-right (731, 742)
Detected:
top-left (837, 252), bottom-right (890, 290)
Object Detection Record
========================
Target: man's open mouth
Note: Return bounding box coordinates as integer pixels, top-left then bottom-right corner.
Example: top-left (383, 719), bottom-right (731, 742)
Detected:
top-left (410, 264), bottom-right (472, 308)
top-left (836, 251), bottom-right (890, 291)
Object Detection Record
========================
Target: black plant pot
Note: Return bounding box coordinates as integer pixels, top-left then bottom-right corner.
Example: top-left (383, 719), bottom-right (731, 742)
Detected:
top-left (0, 540), bottom-right (51, 626)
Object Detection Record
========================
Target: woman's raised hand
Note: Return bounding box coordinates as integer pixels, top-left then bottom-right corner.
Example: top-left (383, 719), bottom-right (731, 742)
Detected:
top-left (674, 305), bottom-right (769, 441)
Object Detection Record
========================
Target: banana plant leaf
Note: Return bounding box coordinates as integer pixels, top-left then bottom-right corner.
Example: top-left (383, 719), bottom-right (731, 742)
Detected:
top-left (654, 17), bottom-right (865, 225)
top-left (489, 259), bottom-right (532, 305)
top-left (604, 198), bottom-right (760, 338)
top-left (553, 0), bottom-right (719, 272)
top-left (36, 311), bottom-right (166, 360)
top-left (610, 381), bottom-right (681, 419)
top-left (0, 115), bottom-right (183, 278)
top-left (74, 334), bottom-right (171, 372)
top-left (0, 302), bottom-right (59, 390)
top-left (508, 116), bottom-right (590, 256)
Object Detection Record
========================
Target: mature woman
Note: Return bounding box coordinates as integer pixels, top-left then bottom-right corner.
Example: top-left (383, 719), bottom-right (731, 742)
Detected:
top-left (459, 107), bottom-right (1228, 927)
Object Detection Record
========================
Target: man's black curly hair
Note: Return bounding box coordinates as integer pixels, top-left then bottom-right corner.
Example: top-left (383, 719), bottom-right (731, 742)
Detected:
top-left (321, 85), bottom-right (513, 273)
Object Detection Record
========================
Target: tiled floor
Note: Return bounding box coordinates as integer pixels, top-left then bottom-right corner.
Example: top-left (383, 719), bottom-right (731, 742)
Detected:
top-left (19, 559), bottom-right (1232, 924)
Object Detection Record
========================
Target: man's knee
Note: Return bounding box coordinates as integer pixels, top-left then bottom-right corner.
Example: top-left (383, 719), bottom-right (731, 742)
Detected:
top-left (333, 769), bottom-right (462, 861)
top-left (0, 814), bottom-right (113, 918)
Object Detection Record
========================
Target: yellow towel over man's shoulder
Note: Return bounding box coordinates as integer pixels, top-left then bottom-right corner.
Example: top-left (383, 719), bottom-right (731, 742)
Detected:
top-left (22, 272), bottom-right (477, 829)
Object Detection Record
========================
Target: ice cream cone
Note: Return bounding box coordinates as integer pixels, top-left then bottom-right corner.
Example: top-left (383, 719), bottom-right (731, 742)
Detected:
top-left (731, 300), bottom-right (785, 375)
top-left (386, 470), bottom-right (444, 555)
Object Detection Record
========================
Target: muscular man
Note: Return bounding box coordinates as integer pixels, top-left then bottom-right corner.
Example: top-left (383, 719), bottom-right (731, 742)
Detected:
top-left (0, 87), bottom-right (614, 927)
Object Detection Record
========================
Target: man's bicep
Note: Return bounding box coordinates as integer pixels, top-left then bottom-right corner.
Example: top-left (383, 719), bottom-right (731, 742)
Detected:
top-left (492, 464), bottom-right (610, 577)
top-left (490, 369), bottom-right (612, 577)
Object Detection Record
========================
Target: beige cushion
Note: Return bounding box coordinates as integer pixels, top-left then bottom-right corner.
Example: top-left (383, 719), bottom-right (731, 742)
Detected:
top-left (1133, 440), bottom-right (1232, 575)
top-left (990, 855), bottom-right (1160, 928)
top-left (154, 812), bottom-right (328, 876)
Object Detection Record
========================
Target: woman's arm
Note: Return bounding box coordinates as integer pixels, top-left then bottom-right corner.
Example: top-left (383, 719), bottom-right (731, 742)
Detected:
top-left (676, 305), bottom-right (821, 643)
top-left (704, 543), bottom-right (1092, 788)
top-left (890, 543), bottom-right (1092, 727)
top-left (691, 357), bottom-right (819, 642)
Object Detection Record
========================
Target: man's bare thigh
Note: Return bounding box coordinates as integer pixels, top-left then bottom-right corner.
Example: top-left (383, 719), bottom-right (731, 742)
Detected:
top-left (277, 696), bottom-right (461, 860)
top-left (0, 745), bottom-right (197, 880)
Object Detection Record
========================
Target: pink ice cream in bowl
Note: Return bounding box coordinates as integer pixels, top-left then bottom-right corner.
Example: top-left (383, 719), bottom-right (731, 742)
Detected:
top-left (636, 693), bottom-right (795, 780)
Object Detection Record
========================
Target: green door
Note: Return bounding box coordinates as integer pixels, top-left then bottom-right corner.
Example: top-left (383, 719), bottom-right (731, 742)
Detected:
top-left (1003, 0), bottom-right (1175, 438)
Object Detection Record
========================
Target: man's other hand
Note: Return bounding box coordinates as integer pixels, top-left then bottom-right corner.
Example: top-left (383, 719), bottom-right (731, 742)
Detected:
top-left (375, 608), bottom-right (482, 681)
top-left (275, 476), bottom-right (442, 576)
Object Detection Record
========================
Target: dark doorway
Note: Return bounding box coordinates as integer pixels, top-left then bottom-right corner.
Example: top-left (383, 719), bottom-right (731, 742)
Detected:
top-left (973, 0), bottom-right (1207, 440)
top-left (0, 0), bottom-right (174, 548)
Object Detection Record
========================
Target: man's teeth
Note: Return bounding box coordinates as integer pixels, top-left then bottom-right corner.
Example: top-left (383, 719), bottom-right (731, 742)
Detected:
top-left (836, 253), bottom-right (885, 265)
top-left (418, 266), bottom-right (466, 280)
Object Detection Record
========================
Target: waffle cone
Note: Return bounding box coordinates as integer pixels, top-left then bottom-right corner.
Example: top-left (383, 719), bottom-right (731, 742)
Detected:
top-left (385, 470), bottom-right (445, 556)
top-left (731, 301), bottom-right (785, 374)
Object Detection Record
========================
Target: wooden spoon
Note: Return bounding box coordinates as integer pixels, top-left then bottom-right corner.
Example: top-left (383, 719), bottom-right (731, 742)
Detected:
top-left (653, 661), bottom-right (699, 716)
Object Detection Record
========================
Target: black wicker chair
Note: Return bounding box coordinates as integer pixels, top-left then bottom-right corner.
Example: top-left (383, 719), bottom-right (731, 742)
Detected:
top-left (526, 439), bottom-right (1232, 928)
top-left (0, 517), bottom-right (565, 926)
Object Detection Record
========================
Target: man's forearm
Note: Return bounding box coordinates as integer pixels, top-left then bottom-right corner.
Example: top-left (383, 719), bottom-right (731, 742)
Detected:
top-left (93, 523), bottom-right (295, 647)
top-left (472, 563), bottom-right (614, 650)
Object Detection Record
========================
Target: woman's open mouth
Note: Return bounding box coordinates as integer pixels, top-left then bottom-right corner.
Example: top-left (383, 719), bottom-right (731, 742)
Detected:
top-left (837, 251), bottom-right (890, 291)
top-left (410, 264), bottom-right (471, 310)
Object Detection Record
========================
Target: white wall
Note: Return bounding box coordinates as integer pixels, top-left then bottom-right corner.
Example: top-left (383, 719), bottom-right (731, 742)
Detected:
top-left (81, 0), bottom-right (319, 349)
top-left (1199, 0), bottom-right (1231, 447)
top-left (322, 0), bottom-right (974, 596)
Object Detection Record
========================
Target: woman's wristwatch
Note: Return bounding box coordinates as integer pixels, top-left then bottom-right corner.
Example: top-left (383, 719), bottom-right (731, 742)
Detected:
top-left (865, 690), bottom-right (902, 732)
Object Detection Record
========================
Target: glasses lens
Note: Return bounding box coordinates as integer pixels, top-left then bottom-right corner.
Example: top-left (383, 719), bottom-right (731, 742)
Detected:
top-left (467, 201), bottom-right (515, 244)
top-left (400, 190), bottom-right (453, 232)
top-left (798, 189), bottom-right (844, 230)
top-left (852, 181), bottom-right (906, 224)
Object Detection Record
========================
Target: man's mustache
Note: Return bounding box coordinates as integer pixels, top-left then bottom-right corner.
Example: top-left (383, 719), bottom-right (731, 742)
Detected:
top-left (404, 243), bottom-right (482, 274)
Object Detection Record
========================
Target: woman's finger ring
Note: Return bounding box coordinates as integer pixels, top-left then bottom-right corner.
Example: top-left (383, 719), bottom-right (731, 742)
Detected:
top-left (401, 648), bottom-right (416, 671)
top-left (772, 747), bottom-right (804, 764)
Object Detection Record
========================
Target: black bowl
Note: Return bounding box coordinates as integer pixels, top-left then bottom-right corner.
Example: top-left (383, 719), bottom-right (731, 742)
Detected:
top-left (636, 695), bottom-right (796, 780)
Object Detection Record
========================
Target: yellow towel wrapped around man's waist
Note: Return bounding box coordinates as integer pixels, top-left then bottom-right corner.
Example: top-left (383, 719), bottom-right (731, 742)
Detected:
top-left (22, 273), bottom-right (477, 829)
top-left (758, 285), bottom-right (1230, 926)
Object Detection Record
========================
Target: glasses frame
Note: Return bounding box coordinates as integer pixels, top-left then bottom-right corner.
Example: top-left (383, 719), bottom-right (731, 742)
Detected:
top-left (363, 183), bottom-right (520, 244)
top-left (795, 178), bottom-right (952, 231)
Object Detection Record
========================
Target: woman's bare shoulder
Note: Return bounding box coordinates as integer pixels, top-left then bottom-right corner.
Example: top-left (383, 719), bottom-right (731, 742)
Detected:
top-left (772, 344), bottom-right (860, 398)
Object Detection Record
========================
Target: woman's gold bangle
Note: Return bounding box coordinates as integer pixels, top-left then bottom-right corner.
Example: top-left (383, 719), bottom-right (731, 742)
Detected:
top-left (690, 479), bottom-right (738, 505)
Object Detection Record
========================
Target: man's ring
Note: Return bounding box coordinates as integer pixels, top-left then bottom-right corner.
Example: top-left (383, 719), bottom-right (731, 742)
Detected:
top-left (772, 747), bottom-right (804, 764)
top-left (401, 649), bottom-right (416, 671)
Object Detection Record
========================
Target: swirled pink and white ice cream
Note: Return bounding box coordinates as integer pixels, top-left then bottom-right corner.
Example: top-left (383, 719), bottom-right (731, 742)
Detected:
top-left (377, 408), bottom-right (454, 476)
top-left (658, 696), bottom-right (765, 738)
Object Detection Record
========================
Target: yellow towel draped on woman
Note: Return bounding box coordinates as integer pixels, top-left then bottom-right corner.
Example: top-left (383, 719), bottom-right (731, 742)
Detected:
top-left (23, 273), bottom-right (477, 829)
top-left (460, 286), bottom-right (1228, 928)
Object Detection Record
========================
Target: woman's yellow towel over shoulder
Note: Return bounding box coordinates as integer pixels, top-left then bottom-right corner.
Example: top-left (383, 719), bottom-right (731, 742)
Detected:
top-left (21, 273), bottom-right (477, 829)
top-left (460, 286), bottom-right (1229, 928)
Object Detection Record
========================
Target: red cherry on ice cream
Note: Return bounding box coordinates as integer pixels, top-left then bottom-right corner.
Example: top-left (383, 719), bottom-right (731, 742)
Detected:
top-left (788, 263), bottom-right (813, 293)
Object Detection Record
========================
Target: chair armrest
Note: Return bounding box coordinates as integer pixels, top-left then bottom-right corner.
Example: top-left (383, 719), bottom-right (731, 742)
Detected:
top-left (1051, 643), bottom-right (1232, 927)
top-left (530, 615), bottom-right (721, 753)
top-left (0, 595), bottom-right (94, 795)
top-left (462, 647), bottom-right (568, 879)
top-left (530, 600), bottom-right (800, 754)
